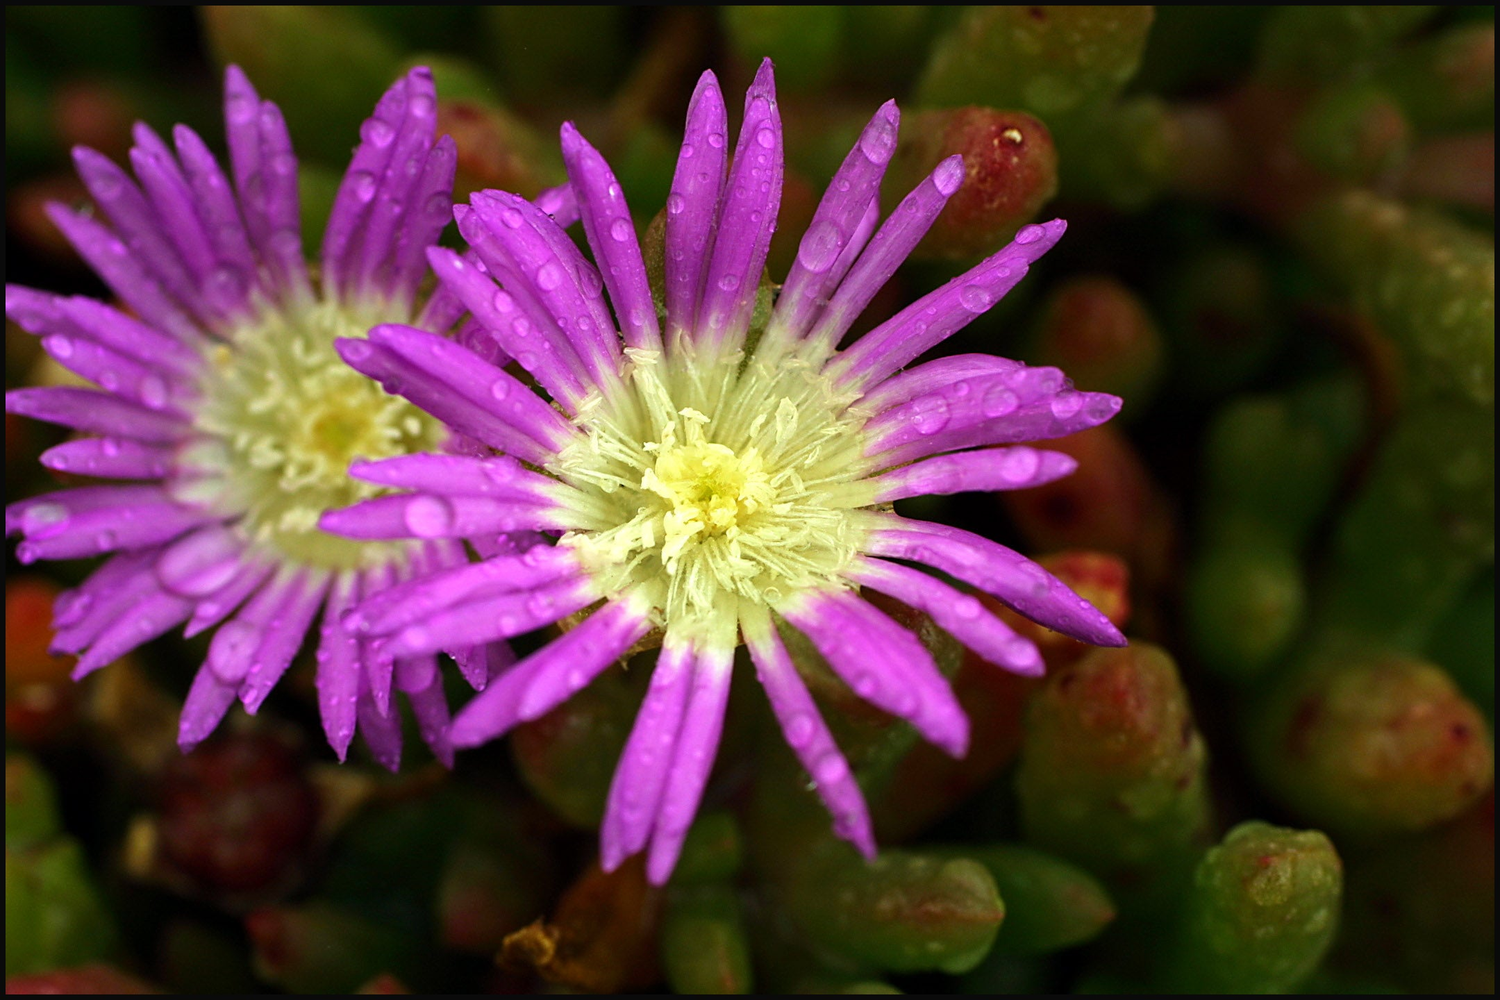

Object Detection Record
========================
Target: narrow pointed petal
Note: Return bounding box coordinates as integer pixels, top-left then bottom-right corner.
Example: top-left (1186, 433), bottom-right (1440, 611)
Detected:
top-left (451, 641), bottom-right (515, 692)
top-left (172, 124), bottom-right (260, 315)
top-left (561, 123), bottom-right (661, 351)
top-left (51, 551), bottom-right (159, 653)
top-left (601, 640), bottom-right (694, 872)
top-left (829, 219), bottom-right (1068, 389)
top-left (780, 589), bottom-right (969, 757)
top-left (316, 574), bottom-right (362, 760)
top-left (742, 610), bottom-right (875, 858)
top-left (15, 490), bottom-right (210, 563)
top-left (866, 447), bottom-right (1077, 503)
top-left (768, 101), bottom-right (898, 348)
top-left (205, 568), bottom-right (296, 686)
top-left (38, 331), bottom-right (193, 415)
top-left (40, 438), bottom-right (177, 480)
top-left (696, 60), bottom-right (781, 356)
top-left (534, 182), bottom-right (580, 228)
top-left (855, 353), bottom-right (1020, 413)
top-left (184, 557), bottom-right (276, 637)
top-left (858, 513), bottom-right (1127, 647)
top-left (404, 670), bottom-right (455, 767)
top-left (71, 590), bottom-right (194, 679)
top-left (847, 557), bottom-right (1044, 676)
top-left (319, 492), bottom-right (580, 542)
top-left (449, 597), bottom-right (650, 748)
top-left (646, 641), bottom-right (735, 885)
top-left (179, 668), bottom-right (240, 752)
top-left (356, 675), bottom-right (404, 772)
top-left (389, 135), bottom-right (458, 305)
top-left (7, 386), bottom-right (189, 444)
top-left (240, 570), bottom-right (331, 712)
top-left (51, 295), bottom-right (203, 377)
top-left (871, 390), bottom-right (1122, 468)
top-left (807, 155), bottom-right (967, 357)
top-left (377, 576), bottom-right (597, 658)
top-left (664, 71), bottom-right (729, 342)
top-left (154, 524), bottom-right (248, 598)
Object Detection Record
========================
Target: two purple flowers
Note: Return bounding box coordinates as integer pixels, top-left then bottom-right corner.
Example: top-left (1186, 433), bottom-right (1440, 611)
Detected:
top-left (6, 61), bottom-right (1124, 883)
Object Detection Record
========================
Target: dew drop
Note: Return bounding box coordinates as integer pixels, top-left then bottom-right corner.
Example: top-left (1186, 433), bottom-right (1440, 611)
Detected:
top-left (342, 341), bottom-right (372, 362)
top-left (139, 375), bottom-right (169, 410)
top-left (23, 503), bottom-right (69, 532)
top-left (409, 93), bottom-right (435, 117)
top-left (680, 143), bottom-right (695, 160)
top-left (934, 158), bottom-right (965, 196)
top-left (717, 274), bottom-right (740, 292)
top-left (797, 220), bottom-right (843, 275)
top-left (1003, 447), bottom-right (1040, 482)
top-left (404, 496), bottom-right (454, 537)
top-left (784, 713), bottom-right (815, 749)
top-left (814, 754), bottom-right (849, 784)
top-left (209, 621), bottom-right (257, 683)
top-left (959, 285), bottom-right (993, 312)
top-left (707, 132), bottom-right (725, 148)
top-left (350, 171), bottom-right (377, 203)
top-left (226, 92), bottom-right (255, 125)
top-left (953, 595), bottom-right (982, 620)
top-left (910, 396), bottom-right (950, 435)
top-left (361, 118), bottom-right (395, 148)
top-left (579, 266), bottom-right (604, 297)
top-left (609, 218), bottom-right (632, 243)
top-left (489, 379), bottom-right (511, 401)
top-left (94, 530), bottom-right (117, 550)
top-left (45, 335), bottom-right (74, 359)
top-left (756, 127), bottom-right (776, 149)
top-left (981, 385), bottom-right (1018, 418)
top-left (535, 262), bottom-right (564, 291)
top-left (492, 289), bottom-right (515, 314)
top-left (100, 438), bottom-right (121, 457)
top-left (666, 193), bottom-right (686, 216)
top-left (1015, 224), bottom-right (1044, 245)
top-left (853, 672), bottom-right (879, 698)
top-left (483, 460), bottom-right (516, 484)
top-left (859, 121), bottom-right (896, 165)
top-left (270, 153), bottom-right (297, 178)
top-left (500, 207), bottom-right (524, 229)
top-left (1050, 393), bottom-right (1083, 419)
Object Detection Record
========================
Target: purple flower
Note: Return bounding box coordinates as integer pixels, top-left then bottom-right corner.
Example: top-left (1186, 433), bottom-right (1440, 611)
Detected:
top-left (5, 66), bottom-right (481, 768)
top-left (324, 60), bottom-right (1126, 883)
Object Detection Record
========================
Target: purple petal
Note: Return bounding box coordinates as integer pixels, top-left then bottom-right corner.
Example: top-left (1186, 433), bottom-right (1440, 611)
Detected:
top-left (854, 353), bottom-right (1020, 413)
top-left (6, 386), bottom-right (188, 444)
top-left (205, 567), bottom-right (295, 686)
top-left (184, 556), bottom-right (275, 637)
top-left (251, 100), bottom-right (313, 304)
top-left (9, 484), bottom-right (164, 536)
top-left (535, 182), bottom-right (580, 228)
top-left (389, 134), bottom-right (457, 306)
top-left (40, 438), bottom-right (177, 480)
top-left (240, 569), bottom-right (331, 712)
top-left (426, 244), bottom-right (588, 409)
top-left (696, 59), bottom-right (781, 357)
top-left (15, 487), bottom-right (210, 563)
top-left (664, 71), bottom-right (729, 343)
top-left (357, 673), bottom-right (404, 772)
top-left (743, 612), bottom-right (875, 858)
top-left (39, 330), bottom-right (193, 415)
top-left (828, 219), bottom-right (1068, 389)
top-left (72, 145), bottom-right (204, 322)
top-left (42, 204), bottom-right (200, 342)
top-left (50, 550), bottom-right (159, 654)
top-left (350, 68), bottom-right (439, 302)
top-left (404, 667), bottom-right (455, 767)
top-left (348, 453), bottom-right (562, 502)
top-left (379, 576), bottom-right (597, 658)
top-left (154, 523), bottom-right (248, 597)
top-left (334, 337), bottom-right (551, 466)
top-left (451, 641), bottom-right (515, 692)
top-left (348, 545), bottom-right (579, 636)
top-left (846, 557), bottom-right (1043, 676)
top-left (867, 447), bottom-right (1078, 502)
top-left (128, 135), bottom-right (219, 300)
top-left (449, 597), bottom-right (649, 748)
top-left (466, 192), bottom-right (622, 391)
top-left (319, 493), bottom-right (575, 541)
top-left (779, 589), bottom-right (969, 757)
top-left (172, 124), bottom-right (260, 316)
top-left (179, 668), bottom-right (240, 752)
top-left (316, 574), bottom-right (362, 760)
top-left (646, 644), bottom-right (734, 885)
top-left (768, 101), bottom-right (898, 347)
top-left (72, 589), bottom-right (194, 679)
top-left (561, 123), bottom-right (661, 351)
top-left (860, 513), bottom-right (1127, 647)
top-left (359, 562), bottom-right (399, 717)
top-left (870, 390), bottom-right (1123, 468)
top-left (600, 640), bottom-right (693, 872)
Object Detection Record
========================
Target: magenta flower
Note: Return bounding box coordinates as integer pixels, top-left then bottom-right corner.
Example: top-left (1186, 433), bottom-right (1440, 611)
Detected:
top-left (323, 60), bottom-right (1126, 882)
top-left (5, 66), bottom-right (484, 768)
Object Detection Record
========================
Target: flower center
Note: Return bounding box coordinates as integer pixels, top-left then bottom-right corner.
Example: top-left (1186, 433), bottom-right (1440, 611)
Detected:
top-left (185, 299), bottom-right (443, 569)
top-left (558, 348), bottom-right (867, 637)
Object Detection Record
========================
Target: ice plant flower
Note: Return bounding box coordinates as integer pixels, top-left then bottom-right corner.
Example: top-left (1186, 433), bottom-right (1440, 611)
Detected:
top-left (5, 66), bottom-right (482, 768)
top-left (323, 60), bottom-right (1126, 882)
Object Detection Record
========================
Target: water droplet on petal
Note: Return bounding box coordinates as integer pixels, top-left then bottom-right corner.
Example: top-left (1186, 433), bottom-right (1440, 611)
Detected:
top-left (536, 262), bottom-right (564, 291)
top-left (853, 672), bottom-right (879, 698)
top-left (784, 713), bottom-right (815, 749)
top-left (23, 503), bottom-right (69, 532)
top-left (859, 121), bottom-right (896, 165)
top-left (717, 273), bottom-right (740, 293)
top-left (796, 220), bottom-right (843, 275)
top-left (707, 132), bottom-right (725, 149)
top-left (95, 530), bottom-right (117, 549)
top-left (409, 93), bottom-right (435, 118)
top-left (959, 285), bottom-right (993, 312)
top-left (404, 496), bottom-right (454, 537)
top-left (982, 385), bottom-right (1018, 418)
top-left (45, 336), bottom-right (74, 359)
top-left (350, 171), bottom-right (377, 203)
top-left (756, 127), bottom-right (776, 149)
top-left (911, 396), bottom-right (950, 435)
top-left (500, 208), bottom-right (524, 229)
top-left (609, 218), bottom-right (632, 243)
top-left (1015, 224), bottom-right (1044, 245)
top-left (1003, 447), bottom-right (1041, 482)
top-left (953, 595), bottom-right (982, 620)
top-left (489, 379), bottom-right (511, 401)
top-left (1050, 393), bottom-right (1083, 419)
top-left (100, 438), bottom-right (121, 457)
top-left (361, 118), bottom-right (395, 147)
top-left (815, 753), bottom-right (849, 784)
top-left (666, 193), bottom-right (686, 216)
top-left (139, 375), bottom-right (169, 409)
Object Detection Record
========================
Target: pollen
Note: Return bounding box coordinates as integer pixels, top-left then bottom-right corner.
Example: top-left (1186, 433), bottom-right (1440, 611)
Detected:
top-left (189, 299), bottom-right (443, 569)
top-left (557, 347), bottom-right (866, 638)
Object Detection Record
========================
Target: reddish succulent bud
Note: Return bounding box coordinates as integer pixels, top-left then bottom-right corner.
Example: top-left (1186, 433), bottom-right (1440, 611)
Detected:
top-left (887, 107), bottom-right (1058, 260)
